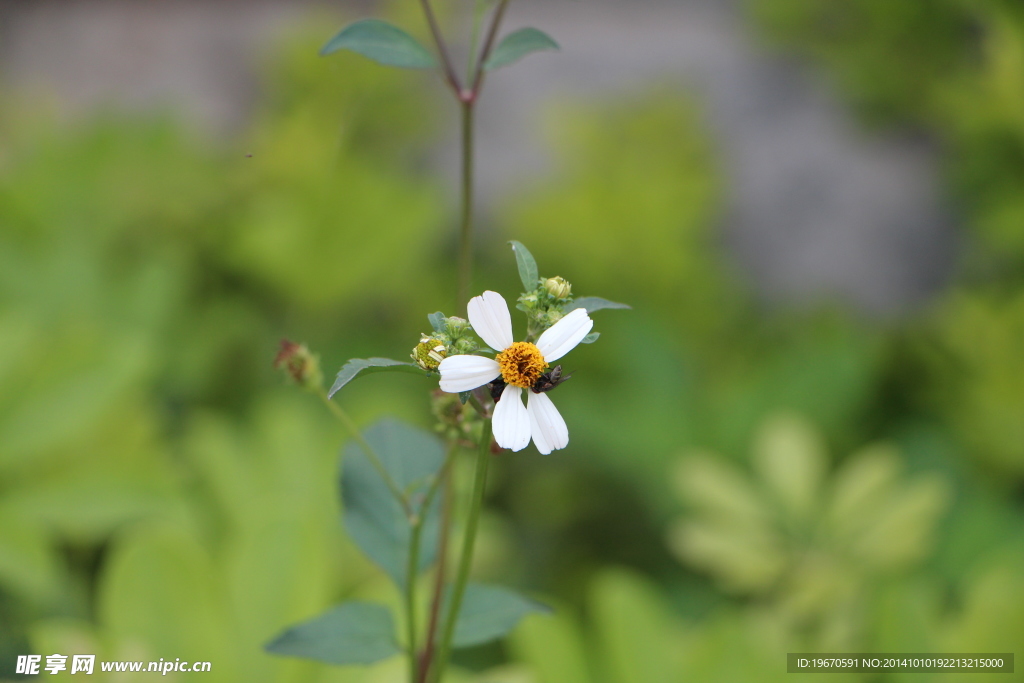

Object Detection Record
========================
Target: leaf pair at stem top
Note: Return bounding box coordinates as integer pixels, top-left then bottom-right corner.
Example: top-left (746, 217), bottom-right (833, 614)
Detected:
top-left (321, 18), bottom-right (559, 74)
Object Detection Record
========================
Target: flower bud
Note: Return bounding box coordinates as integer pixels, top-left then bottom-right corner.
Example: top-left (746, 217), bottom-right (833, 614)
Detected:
top-left (543, 276), bottom-right (572, 299)
top-left (274, 339), bottom-right (323, 392)
top-left (545, 309), bottom-right (565, 327)
top-left (452, 337), bottom-right (478, 355)
top-left (519, 293), bottom-right (539, 308)
top-left (412, 335), bottom-right (447, 372)
top-left (445, 316), bottom-right (470, 338)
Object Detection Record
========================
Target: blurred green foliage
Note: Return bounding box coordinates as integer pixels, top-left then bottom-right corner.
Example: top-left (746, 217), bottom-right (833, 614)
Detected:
top-left (746, 0), bottom-right (1024, 500)
top-left (0, 5), bottom-right (1023, 682)
top-left (670, 415), bottom-right (951, 650)
top-left (749, 0), bottom-right (1024, 270)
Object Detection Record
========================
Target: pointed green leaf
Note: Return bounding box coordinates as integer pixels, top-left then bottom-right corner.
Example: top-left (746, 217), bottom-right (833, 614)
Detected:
top-left (328, 358), bottom-right (425, 399)
top-left (265, 602), bottom-right (400, 665)
top-left (452, 583), bottom-right (552, 648)
top-left (484, 28), bottom-right (560, 71)
top-left (566, 297), bottom-right (631, 314)
top-left (320, 19), bottom-right (437, 69)
top-left (341, 420), bottom-right (445, 589)
top-left (428, 311), bottom-right (447, 333)
top-left (509, 241), bottom-right (539, 291)
top-left (580, 332), bottom-right (600, 345)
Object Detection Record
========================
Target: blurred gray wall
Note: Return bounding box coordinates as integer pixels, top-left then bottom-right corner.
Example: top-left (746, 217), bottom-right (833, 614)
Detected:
top-left (0, 0), bottom-right (957, 315)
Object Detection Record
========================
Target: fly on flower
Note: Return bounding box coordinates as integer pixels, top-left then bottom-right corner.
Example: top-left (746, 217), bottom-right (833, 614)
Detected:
top-left (438, 291), bottom-right (593, 454)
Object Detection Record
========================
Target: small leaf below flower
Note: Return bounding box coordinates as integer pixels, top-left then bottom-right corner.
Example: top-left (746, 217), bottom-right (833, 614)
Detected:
top-left (451, 583), bottom-right (552, 648)
top-left (264, 601), bottom-right (400, 665)
top-left (509, 240), bottom-right (539, 292)
top-left (566, 297), bottom-right (631, 314)
top-left (428, 311), bottom-right (447, 333)
top-left (341, 420), bottom-right (446, 589)
top-left (580, 332), bottom-right (600, 344)
top-left (328, 358), bottom-right (425, 399)
top-left (484, 28), bottom-right (560, 71)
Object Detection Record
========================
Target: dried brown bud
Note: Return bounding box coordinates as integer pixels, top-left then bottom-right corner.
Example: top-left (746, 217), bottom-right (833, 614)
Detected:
top-left (274, 339), bottom-right (323, 391)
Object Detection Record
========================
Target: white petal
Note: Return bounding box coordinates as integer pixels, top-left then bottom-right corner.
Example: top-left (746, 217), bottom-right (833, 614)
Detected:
top-left (527, 391), bottom-right (569, 455)
top-left (438, 355), bottom-right (500, 392)
top-left (468, 290), bottom-right (514, 352)
top-left (492, 385), bottom-right (531, 452)
top-left (536, 308), bottom-right (593, 362)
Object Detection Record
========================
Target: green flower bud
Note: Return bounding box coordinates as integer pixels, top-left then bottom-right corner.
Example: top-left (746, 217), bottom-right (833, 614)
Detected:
top-left (545, 309), bottom-right (565, 327)
top-left (519, 293), bottom-right (539, 308)
top-left (445, 316), bottom-right (470, 338)
top-left (543, 276), bottom-right (572, 299)
top-left (452, 337), bottom-right (478, 355)
top-left (412, 335), bottom-right (447, 372)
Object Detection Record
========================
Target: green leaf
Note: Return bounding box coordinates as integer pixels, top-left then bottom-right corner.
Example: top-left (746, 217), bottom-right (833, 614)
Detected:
top-left (484, 28), bottom-right (560, 71)
top-left (566, 297), bottom-right (631, 314)
top-left (320, 19), bottom-right (437, 69)
top-left (328, 358), bottom-right (425, 399)
top-left (509, 603), bottom-right (591, 683)
top-left (428, 311), bottom-right (447, 333)
top-left (265, 602), bottom-right (400, 666)
top-left (100, 523), bottom-right (231, 666)
top-left (509, 240), bottom-right (539, 291)
top-left (341, 420), bottom-right (445, 588)
top-left (452, 583), bottom-right (552, 648)
top-left (0, 513), bottom-right (59, 601)
top-left (590, 570), bottom-right (675, 683)
top-left (580, 332), bottom-right (600, 344)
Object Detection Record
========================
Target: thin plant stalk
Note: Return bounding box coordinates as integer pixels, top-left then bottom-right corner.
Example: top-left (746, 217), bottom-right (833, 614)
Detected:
top-left (456, 99), bottom-right (475, 311)
top-left (428, 421), bottom-right (492, 683)
top-left (413, 3), bottom-right (512, 682)
top-left (405, 520), bottom-right (423, 683)
top-left (470, 0), bottom-right (510, 94)
top-left (319, 391), bottom-right (411, 516)
top-left (416, 447), bottom-right (455, 683)
top-left (407, 444), bottom-right (457, 682)
top-left (418, 0), bottom-right (462, 95)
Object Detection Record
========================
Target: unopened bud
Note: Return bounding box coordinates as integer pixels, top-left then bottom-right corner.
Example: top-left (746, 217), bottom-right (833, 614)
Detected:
top-left (445, 316), bottom-right (470, 338)
top-left (274, 339), bottom-right (323, 391)
top-left (412, 335), bottom-right (447, 372)
top-left (545, 309), bottom-right (564, 326)
top-left (452, 337), bottom-right (477, 355)
top-left (543, 276), bottom-right (572, 299)
top-left (519, 293), bottom-right (539, 307)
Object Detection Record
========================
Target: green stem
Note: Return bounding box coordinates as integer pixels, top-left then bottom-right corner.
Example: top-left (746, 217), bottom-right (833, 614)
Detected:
top-left (416, 444), bottom-right (457, 683)
top-left (467, 392), bottom-right (490, 420)
top-left (419, 0), bottom-right (462, 95)
top-left (407, 445), bottom-right (459, 683)
top-left (456, 99), bottom-right (475, 312)
top-left (454, 0), bottom-right (510, 312)
top-left (406, 516), bottom-right (423, 683)
top-left (466, 1), bottom-right (487, 85)
top-left (470, 0), bottom-right (510, 94)
top-left (319, 392), bottom-right (411, 517)
top-left (429, 422), bottom-right (493, 683)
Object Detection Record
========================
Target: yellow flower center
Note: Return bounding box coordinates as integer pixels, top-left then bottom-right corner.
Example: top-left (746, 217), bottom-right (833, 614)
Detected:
top-left (496, 341), bottom-right (548, 388)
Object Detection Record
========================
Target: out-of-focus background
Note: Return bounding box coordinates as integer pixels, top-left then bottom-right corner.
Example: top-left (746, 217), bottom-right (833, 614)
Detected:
top-left (1, 0), bottom-right (1023, 680)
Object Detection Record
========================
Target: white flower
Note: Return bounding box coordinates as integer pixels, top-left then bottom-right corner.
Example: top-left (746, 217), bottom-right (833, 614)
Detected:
top-left (438, 291), bottom-right (593, 454)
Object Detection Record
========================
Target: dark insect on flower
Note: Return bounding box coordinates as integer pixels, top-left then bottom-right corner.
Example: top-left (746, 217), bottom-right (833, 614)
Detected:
top-left (531, 365), bottom-right (572, 394)
top-left (489, 377), bottom-right (507, 403)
